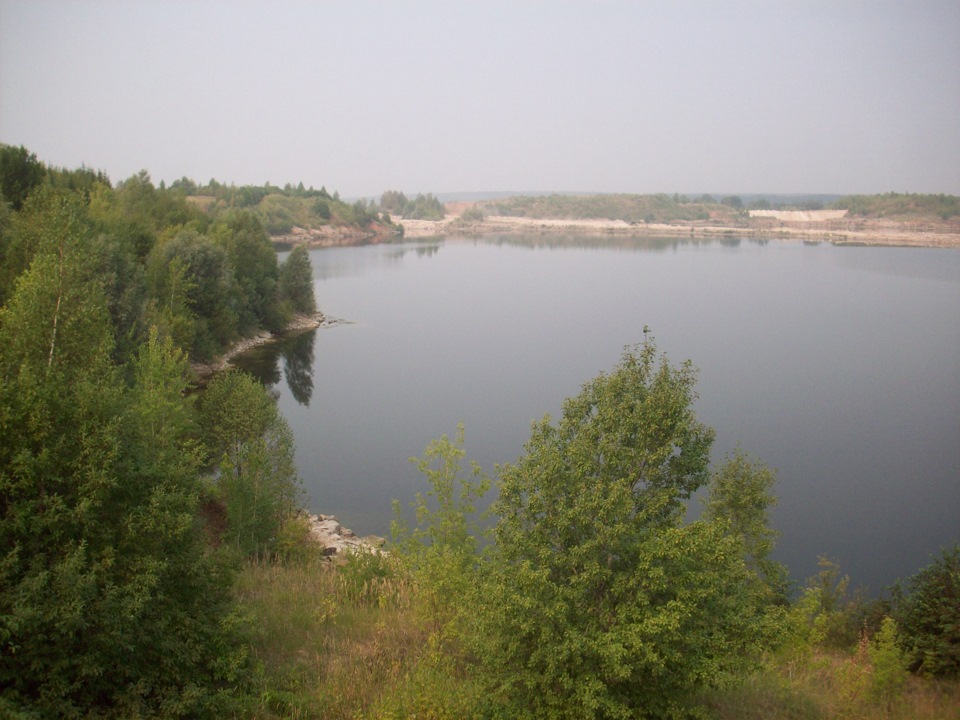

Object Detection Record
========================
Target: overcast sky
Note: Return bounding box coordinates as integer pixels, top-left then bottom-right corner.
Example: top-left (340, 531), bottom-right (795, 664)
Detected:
top-left (2, 1), bottom-right (958, 198)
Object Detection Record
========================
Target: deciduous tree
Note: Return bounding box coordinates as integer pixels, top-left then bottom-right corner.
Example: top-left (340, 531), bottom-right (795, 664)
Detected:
top-left (474, 338), bottom-right (774, 718)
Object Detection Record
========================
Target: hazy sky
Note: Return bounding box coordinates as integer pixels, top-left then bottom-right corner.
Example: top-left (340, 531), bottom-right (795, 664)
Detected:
top-left (2, 1), bottom-right (958, 197)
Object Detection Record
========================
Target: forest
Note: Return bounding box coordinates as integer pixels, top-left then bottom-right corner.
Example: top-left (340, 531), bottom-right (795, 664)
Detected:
top-left (0, 144), bottom-right (958, 719)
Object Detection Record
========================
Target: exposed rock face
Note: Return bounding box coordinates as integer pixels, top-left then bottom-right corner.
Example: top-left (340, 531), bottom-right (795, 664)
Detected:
top-left (305, 513), bottom-right (386, 557)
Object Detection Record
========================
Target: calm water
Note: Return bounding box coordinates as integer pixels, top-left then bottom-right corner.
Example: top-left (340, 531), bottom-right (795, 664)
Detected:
top-left (236, 235), bottom-right (960, 592)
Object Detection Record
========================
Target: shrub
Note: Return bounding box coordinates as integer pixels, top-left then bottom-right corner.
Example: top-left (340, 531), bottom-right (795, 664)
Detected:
top-left (893, 544), bottom-right (960, 676)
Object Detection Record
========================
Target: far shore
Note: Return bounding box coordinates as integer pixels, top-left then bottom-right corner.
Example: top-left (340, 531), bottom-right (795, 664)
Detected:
top-left (395, 212), bottom-right (960, 249)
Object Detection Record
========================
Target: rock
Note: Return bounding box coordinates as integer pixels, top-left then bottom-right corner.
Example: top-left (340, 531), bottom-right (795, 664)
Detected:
top-left (304, 513), bottom-right (386, 557)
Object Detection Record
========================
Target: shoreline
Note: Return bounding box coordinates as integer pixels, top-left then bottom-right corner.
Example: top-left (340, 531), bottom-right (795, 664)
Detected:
top-left (396, 214), bottom-right (960, 248)
top-left (189, 311), bottom-right (326, 380)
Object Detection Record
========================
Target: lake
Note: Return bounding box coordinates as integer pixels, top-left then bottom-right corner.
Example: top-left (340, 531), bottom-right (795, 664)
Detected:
top-left (235, 235), bottom-right (960, 593)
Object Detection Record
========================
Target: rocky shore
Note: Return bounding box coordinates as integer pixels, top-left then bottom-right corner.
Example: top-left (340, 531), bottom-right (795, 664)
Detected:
top-left (189, 311), bottom-right (327, 380)
top-left (271, 223), bottom-right (401, 248)
top-left (305, 513), bottom-right (386, 557)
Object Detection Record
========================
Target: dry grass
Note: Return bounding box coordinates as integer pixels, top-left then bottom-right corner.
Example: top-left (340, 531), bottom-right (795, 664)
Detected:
top-left (233, 553), bottom-right (478, 719)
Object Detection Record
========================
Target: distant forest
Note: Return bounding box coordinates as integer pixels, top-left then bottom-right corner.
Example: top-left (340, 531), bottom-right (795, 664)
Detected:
top-left (483, 191), bottom-right (960, 224)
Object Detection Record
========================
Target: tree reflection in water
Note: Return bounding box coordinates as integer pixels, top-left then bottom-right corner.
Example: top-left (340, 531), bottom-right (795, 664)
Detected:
top-left (282, 331), bottom-right (315, 406)
top-left (229, 329), bottom-right (316, 406)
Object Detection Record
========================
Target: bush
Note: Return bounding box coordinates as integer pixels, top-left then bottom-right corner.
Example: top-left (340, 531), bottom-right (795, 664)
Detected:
top-left (868, 616), bottom-right (908, 704)
top-left (459, 205), bottom-right (485, 222)
top-left (475, 338), bottom-right (776, 719)
top-left (893, 544), bottom-right (960, 676)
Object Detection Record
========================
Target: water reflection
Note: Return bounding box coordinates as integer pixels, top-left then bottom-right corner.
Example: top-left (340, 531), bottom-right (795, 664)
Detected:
top-left (232, 329), bottom-right (317, 406)
top-left (283, 331), bottom-right (316, 405)
top-left (470, 233), bottom-right (769, 252)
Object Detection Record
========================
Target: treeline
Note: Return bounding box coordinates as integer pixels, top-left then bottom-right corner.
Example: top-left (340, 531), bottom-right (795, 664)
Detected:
top-left (168, 176), bottom-right (397, 235)
top-left (832, 192), bottom-right (960, 220)
top-left (0, 146), bottom-right (324, 715)
top-left (489, 192), bottom-right (742, 223)
top-left (379, 190), bottom-right (446, 220)
top-left (0, 144), bottom-right (318, 363)
top-left (480, 191), bottom-right (960, 224)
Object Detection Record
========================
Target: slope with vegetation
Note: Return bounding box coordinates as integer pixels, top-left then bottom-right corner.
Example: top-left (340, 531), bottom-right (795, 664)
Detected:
top-left (832, 192), bottom-right (960, 221)
top-left (1, 145), bottom-right (958, 718)
top-left (0, 145), bottom-right (316, 716)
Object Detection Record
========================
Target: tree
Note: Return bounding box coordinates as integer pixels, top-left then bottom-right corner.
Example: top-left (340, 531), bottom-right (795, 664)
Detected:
top-left (211, 210), bottom-right (283, 333)
top-left (704, 449), bottom-right (788, 601)
top-left (0, 144), bottom-right (47, 211)
top-left (200, 370), bottom-right (302, 556)
top-left (380, 190), bottom-right (409, 214)
top-left (278, 244), bottom-right (316, 317)
top-left (0, 202), bottom-right (244, 715)
top-left (146, 230), bottom-right (237, 359)
top-left (391, 425), bottom-right (490, 635)
top-left (474, 337), bottom-right (774, 719)
top-left (893, 545), bottom-right (960, 676)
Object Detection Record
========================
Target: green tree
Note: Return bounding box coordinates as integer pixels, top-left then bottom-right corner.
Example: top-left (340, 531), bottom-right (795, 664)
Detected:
top-left (211, 210), bottom-right (283, 333)
top-left (474, 338), bottom-right (773, 719)
top-left (0, 144), bottom-right (47, 211)
top-left (893, 544), bottom-right (960, 676)
top-left (391, 425), bottom-right (490, 635)
top-left (379, 190), bottom-right (409, 214)
top-left (0, 206), bottom-right (244, 715)
top-left (146, 230), bottom-right (237, 359)
top-left (278, 244), bottom-right (316, 317)
top-left (704, 449), bottom-right (788, 601)
top-left (867, 616), bottom-right (908, 705)
top-left (200, 370), bottom-right (302, 556)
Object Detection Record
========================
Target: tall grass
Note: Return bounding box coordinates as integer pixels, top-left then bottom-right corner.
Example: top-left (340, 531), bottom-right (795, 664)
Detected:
top-left (700, 650), bottom-right (960, 720)
top-left (233, 551), bottom-right (482, 719)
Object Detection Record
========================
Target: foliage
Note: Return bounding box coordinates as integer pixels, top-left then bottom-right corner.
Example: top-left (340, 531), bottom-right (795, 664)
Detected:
top-left (893, 545), bottom-right (960, 677)
top-left (705, 449), bottom-right (789, 602)
top-left (459, 205), bottom-right (486, 222)
top-left (492, 192), bottom-right (734, 224)
top-left (391, 425), bottom-right (491, 634)
top-left (868, 616), bottom-right (909, 704)
top-left (0, 219), bottom-right (245, 717)
top-left (200, 370), bottom-right (303, 556)
top-left (278, 244), bottom-right (317, 317)
top-left (380, 190), bottom-right (446, 220)
top-left (211, 210), bottom-right (284, 333)
top-left (833, 192), bottom-right (960, 220)
top-left (474, 337), bottom-right (775, 719)
top-left (0, 144), bottom-right (47, 210)
top-left (146, 229), bottom-right (237, 359)
top-left (379, 190), bottom-right (409, 214)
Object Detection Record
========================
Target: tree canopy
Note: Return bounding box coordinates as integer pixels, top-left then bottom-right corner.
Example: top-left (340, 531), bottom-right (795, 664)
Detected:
top-left (471, 338), bottom-right (780, 718)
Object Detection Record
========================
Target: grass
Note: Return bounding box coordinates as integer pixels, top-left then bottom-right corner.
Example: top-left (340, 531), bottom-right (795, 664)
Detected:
top-left (234, 552), bottom-right (960, 719)
top-left (233, 552), bottom-right (482, 719)
top-left (700, 650), bottom-right (960, 720)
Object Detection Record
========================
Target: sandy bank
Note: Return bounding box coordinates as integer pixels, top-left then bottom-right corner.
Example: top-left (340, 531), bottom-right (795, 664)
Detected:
top-left (398, 213), bottom-right (960, 248)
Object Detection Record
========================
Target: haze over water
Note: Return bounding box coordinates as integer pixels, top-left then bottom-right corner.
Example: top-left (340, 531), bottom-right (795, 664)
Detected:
top-left (236, 235), bottom-right (960, 593)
